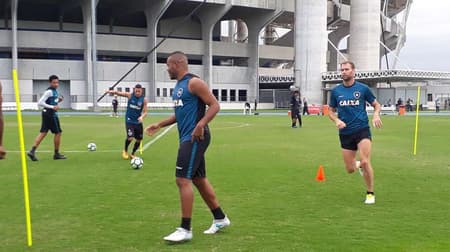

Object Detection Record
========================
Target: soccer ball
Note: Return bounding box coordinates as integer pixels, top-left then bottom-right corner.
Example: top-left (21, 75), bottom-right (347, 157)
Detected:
top-left (130, 156), bottom-right (144, 169)
top-left (87, 143), bottom-right (97, 151)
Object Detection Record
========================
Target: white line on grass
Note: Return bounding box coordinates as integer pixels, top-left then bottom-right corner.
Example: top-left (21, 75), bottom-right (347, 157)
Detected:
top-left (213, 122), bottom-right (250, 130)
top-left (142, 124), bottom-right (176, 151)
top-left (9, 125), bottom-right (176, 154)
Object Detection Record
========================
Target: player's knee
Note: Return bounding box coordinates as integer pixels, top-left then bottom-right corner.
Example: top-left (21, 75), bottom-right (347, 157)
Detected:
top-left (176, 177), bottom-right (191, 187)
top-left (360, 159), bottom-right (369, 169)
top-left (346, 166), bottom-right (355, 174)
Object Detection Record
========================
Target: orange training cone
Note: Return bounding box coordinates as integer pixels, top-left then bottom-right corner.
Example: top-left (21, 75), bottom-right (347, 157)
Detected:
top-left (316, 165), bottom-right (326, 182)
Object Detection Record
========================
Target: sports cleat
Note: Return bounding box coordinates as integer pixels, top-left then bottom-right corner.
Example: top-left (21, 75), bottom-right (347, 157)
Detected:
top-left (356, 160), bottom-right (363, 176)
top-left (365, 194), bottom-right (375, 204)
top-left (122, 150), bottom-right (129, 160)
top-left (163, 227), bottom-right (193, 242)
top-left (27, 151), bottom-right (38, 161)
top-left (53, 153), bottom-right (67, 160)
top-left (203, 216), bottom-right (231, 234)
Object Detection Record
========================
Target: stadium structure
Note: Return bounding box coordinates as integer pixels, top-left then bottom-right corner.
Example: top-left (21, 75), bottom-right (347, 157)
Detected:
top-left (0, 0), bottom-right (449, 111)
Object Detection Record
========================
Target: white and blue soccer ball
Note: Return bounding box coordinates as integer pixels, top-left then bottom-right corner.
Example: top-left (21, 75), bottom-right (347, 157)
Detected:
top-left (130, 156), bottom-right (144, 169)
top-left (87, 143), bottom-right (97, 151)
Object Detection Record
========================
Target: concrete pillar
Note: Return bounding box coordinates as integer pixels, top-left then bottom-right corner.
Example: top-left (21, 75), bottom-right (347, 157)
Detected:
top-left (197, 1), bottom-right (232, 89)
top-left (11, 0), bottom-right (17, 70)
top-left (349, 0), bottom-right (381, 71)
top-left (244, 8), bottom-right (283, 103)
top-left (145, 0), bottom-right (173, 102)
top-left (82, 0), bottom-right (93, 103)
top-left (295, 0), bottom-right (327, 105)
top-left (90, 0), bottom-right (98, 110)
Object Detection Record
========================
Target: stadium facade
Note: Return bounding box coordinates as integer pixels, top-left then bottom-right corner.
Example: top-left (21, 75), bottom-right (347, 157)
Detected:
top-left (0, 0), bottom-right (447, 110)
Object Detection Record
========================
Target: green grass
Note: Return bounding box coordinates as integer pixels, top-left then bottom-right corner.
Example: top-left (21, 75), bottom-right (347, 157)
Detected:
top-left (1, 113), bottom-right (450, 251)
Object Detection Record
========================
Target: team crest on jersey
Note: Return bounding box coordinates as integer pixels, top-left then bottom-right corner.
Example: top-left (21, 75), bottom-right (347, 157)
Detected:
top-left (177, 88), bottom-right (183, 98)
top-left (353, 91), bottom-right (361, 99)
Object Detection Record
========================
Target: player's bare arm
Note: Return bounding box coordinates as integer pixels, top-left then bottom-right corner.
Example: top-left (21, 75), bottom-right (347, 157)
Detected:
top-left (188, 77), bottom-right (220, 141)
top-left (371, 100), bottom-right (383, 128)
top-left (138, 98), bottom-right (148, 123)
top-left (145, 115), bottom-right (176, 136)
top-left (328, 106), bottom-right (346, 129)
top-left (107, 89), bottom-right (131, 99)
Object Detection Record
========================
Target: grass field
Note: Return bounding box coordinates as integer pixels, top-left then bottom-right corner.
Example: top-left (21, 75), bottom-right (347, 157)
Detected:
top-left (1, 112), bottom-right (450, 251)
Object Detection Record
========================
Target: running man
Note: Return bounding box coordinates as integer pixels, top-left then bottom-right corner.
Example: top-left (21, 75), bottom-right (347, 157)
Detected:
top-left (107, 84), bottom-right (147, 159)
top-left (145, 51), bottom-right (230, 243)
top-left (328, 61), bottom-right (382, 204)
top-left (27, 75), bottom-right (67, 161)
top-left (0, 81), bottom-right (6, 159)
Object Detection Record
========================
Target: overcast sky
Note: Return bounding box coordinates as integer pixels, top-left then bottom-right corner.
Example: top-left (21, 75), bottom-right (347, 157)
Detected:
top-left (397, 0), bottom-right (450, 71)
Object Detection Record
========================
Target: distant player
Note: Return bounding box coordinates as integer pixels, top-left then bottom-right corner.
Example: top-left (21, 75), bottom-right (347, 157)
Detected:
top-left (145, 51), bottom-right (230, 243)
top-left (328, 61), bottom-right (382, 204)
top-left (290, 90), bottom-right (302, 128)
top-left (27, 75), bottom-right (67, 161)
top-left (107, 84), bottom-right (147, 159)
top-left (112, 95), bottom-right (119, 117)
top-left (0, 81), bottom-right (6, 159)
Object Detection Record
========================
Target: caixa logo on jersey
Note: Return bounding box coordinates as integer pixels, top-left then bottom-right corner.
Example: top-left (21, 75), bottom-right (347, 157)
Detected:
top-left (174, 88), bottom-right (184, 107)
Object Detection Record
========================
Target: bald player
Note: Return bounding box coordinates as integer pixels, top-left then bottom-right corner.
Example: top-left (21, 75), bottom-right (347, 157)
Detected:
top-left (145, 51), bottom-right (230, 243)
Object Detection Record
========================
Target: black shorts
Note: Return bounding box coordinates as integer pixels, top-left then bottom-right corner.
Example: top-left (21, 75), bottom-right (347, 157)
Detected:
top-left (40, 112), bottom-right (62, 134)
top-left (291, 110), bottom-right (301, 119)
top-left (339, 127), bottom-right (371, 151)
top-left (175, 132), bottom-right (211, 179)
top-left (126, 123), bottom-right (143, 140)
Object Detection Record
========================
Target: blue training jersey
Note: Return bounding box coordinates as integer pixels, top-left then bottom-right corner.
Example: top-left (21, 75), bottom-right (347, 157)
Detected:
top-left (172, 73), bottom-right (207, 143)
top-left (329, 81), bottom-right (376, 135)
top-left (40, 87), bottom-right (59, 117)
top-left (125, 93), bottom-right (144, 125)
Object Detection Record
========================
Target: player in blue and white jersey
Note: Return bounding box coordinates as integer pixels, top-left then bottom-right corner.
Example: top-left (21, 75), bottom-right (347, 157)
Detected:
top-left (107, 84), bottom-right (147, 160)
top-left (328, 61), bottom-right (383, 204)
top-left (27, 75), bottom-right (67, 161)
top-left (145, 51), bottom-right (230, 243)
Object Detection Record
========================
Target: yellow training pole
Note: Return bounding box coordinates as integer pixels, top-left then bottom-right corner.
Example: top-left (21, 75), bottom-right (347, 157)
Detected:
top-left (413, 86), bottom-right (421, 155)
top-left (12, 69), bottom-right (33, 246)
top-left (139, 140), bottom-right (143, 154)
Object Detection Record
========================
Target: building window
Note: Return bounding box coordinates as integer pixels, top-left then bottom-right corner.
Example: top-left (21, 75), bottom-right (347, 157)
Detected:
top-left (156, 88), bottom-right (160, 97)
top-left (221, 89), bottom-right (228, 102)
top-left (238, 89), bottom-right (247, 102)
top-left (230, 89), bottom-right (236, 101)
top-left (170, 88), bottom-right (174, 97)
top-left (163, 88), bottom-right (167, 97)
top-left (117, 87), bottom-right (122, 92)
top-left (212, 89), bottom-right (219, 100)
top-left (427, 93), bottom-right (433, 102)
top-left (125, 87), bottom-right (130, 93)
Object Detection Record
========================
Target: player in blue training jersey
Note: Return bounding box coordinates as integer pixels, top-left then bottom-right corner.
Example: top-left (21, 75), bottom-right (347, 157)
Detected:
top-left (27, 75), bottom-right (67, 161)
top-left (328, 61), bottom-right (383, 204)
top-left (107, 84), bottom-right (148, 159)
top-left (145, 51), bottom-right (230, 243)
